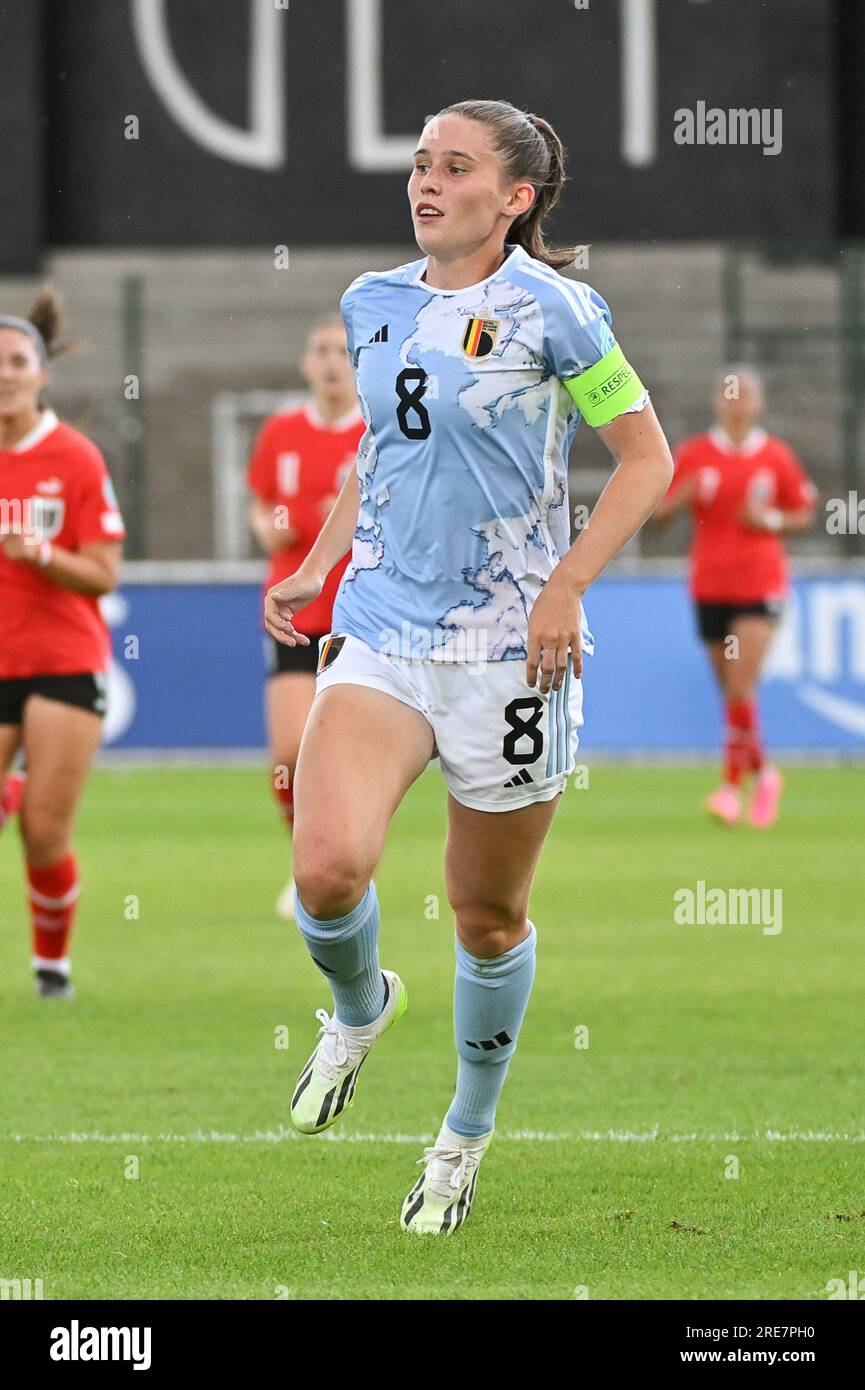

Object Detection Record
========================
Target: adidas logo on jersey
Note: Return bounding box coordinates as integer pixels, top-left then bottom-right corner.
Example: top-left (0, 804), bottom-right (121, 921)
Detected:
top-left (503, 769), bottom-right (534, 789)
top-left (368, 324), bottom-right (389, 343)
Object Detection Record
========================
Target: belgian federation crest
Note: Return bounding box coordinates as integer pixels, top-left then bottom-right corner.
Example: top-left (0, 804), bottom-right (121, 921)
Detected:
top-left (461, 317), bottom-right (500, 359)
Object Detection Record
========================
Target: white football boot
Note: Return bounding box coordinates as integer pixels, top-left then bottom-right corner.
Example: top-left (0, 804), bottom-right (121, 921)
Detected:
top-left (290, 969), bottom-right (407, 1134)
top-left (276, 877), bottom-right (297, 920)
top-left (400, 1121), bottom-right (493, 1234)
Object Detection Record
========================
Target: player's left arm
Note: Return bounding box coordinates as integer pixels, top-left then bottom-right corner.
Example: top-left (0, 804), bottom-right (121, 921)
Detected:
top-left (41, 538), bottom-right (123, 596)
top-left (527, 292), bottom-right (673, 691)
top-left (527, 381), bottom-right (673, 691)
top-left (740, 447), bottom-right (817, 534)
top-left (3, 532), bottom-right (122, 596)
top-left (1, 447), bottom-right (127, 595)
top-left (562, 399), bottom-right (676, 587)
top-left (741, 500), bottom-right (814, 535)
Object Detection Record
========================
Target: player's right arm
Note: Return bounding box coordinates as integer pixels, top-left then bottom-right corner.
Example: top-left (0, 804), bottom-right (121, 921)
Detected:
top-left (247, 417), bottom-right (304, 553)
top-left (263, 463), bottom-right (360, 646)
top-left (248, 495), bottom-right (300, 554)
top-left (265, 282), bottom-right (365, 646)
top-left (652, 443), bottom-right (697, 525)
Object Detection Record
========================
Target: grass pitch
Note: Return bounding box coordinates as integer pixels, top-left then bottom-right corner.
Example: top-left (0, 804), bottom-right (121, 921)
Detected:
top-left (1, 764), bottom-right (863, 1300)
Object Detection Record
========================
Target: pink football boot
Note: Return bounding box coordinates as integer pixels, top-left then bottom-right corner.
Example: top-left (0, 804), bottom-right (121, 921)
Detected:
top-left (0, 771), bottom-right (26, 832)
top-left (705, 784), bottom-right (741, 825)
top-left (747, 765), bottom-right (784, 828)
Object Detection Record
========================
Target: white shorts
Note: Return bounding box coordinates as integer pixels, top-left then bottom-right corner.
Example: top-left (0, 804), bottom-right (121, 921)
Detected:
top-left (314, 632), bottom-right (584, 813)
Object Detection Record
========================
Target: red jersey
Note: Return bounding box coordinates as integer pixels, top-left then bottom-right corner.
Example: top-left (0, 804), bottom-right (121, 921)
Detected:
top-left (0, 410), bottom-right (126, 678)
top-left (668, 428), bottom-right (816, 603)
top-left (247, 402), bottom-right (363, 635)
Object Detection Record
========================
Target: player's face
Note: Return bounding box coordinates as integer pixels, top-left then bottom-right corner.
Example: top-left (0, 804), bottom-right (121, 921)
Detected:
top-left (714, 372), bottom-right (764, 433)
top-left (408, 114), bottom-right (534, 258)
top-left (300, 323), bottom-right (354, 397)
top-left (0, 329), bottom-right (47, 419)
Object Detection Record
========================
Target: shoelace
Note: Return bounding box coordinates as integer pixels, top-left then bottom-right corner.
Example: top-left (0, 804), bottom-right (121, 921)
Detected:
top-left (417, 1143), bottom-right (474, 1196)
top-left (313, 1007), bottom-right (368, 1082)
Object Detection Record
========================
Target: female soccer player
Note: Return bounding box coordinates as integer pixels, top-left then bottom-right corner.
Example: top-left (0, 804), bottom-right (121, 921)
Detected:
top-left (656, 367), bottom-right (815, 827)
top-left (265, 100), bottom-right (674, 1234)
top-left (0, 290), bottom-right (125, 997)
top-left (248, 317), bottom-right (362, 918)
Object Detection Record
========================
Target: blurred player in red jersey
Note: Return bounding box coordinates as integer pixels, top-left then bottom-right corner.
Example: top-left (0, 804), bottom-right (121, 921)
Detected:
top-left (0, 290), bottom-right (125, 996)
top-left (247, 317), bottom-right (362, 916)
top-left (655, 367), bottom-right (816, 826)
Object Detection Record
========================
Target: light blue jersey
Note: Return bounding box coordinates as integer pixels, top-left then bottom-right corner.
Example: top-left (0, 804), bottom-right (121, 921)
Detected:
top-left (331, 242), bottom-right (648, 662)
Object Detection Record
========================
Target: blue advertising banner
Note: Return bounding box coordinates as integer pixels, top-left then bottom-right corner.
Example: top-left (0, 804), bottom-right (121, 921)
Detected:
top-left (103, 577), bottom-right (865, 753)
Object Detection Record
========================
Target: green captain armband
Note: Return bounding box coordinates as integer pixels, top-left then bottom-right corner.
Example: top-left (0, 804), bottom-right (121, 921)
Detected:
top-left (563, 344), bottom-right (646, 427)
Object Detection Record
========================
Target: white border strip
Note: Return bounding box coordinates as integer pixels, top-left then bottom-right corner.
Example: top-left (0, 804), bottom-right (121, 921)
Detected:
top-left (2, 1127), bottom-right (862, 1146)
top-left (91, 749), bottom-right (865, 768)
top-left (120, 560), bottom-right (267, 584)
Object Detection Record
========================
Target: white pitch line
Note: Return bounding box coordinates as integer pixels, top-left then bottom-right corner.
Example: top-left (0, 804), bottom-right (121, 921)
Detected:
top-left (1, 1127), bottom-right (863, 1145)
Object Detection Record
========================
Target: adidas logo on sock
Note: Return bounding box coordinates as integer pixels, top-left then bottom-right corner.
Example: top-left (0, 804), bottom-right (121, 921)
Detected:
top-left (465, 1030), bottom-right (513, 1052)
top-left (368, 324), bottom-right (389, 343)
top-left (503, 769), bottom-right (534, 788)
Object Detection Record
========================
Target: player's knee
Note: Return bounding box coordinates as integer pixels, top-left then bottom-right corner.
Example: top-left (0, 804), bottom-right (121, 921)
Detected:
top-left (453, 903), bottom-right (526, 956)
top-left (293, 849), bottom-right (370, 919)
top-left (20, 807), bottom-right (70, 865)
top-left (726, 679), bottom-right (755, 703)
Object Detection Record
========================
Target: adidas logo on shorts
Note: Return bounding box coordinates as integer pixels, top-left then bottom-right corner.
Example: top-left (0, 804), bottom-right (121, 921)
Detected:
top-left (503, 769), bottom-right (534, 789)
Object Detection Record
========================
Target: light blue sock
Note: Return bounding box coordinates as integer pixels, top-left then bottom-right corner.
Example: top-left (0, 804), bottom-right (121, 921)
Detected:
top-left (294, 881), bottom-right (386, 1026)
top-left (446, 922), bottom-right (537, 1139)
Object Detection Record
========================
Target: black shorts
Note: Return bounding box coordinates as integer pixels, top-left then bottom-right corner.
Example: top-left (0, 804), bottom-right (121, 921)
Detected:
top-left (0, 672), bottom-right (108, 724)
top-left (265, 633), bottom-right (326, 678)
top-left (695, 599), bottom-right (784, 644)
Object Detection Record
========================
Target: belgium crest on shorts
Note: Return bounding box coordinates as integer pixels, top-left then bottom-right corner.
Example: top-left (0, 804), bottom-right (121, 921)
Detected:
top-left (461, 317), bottom-right (499, 359)
top-left (317, 633), bottom-right (346, 675)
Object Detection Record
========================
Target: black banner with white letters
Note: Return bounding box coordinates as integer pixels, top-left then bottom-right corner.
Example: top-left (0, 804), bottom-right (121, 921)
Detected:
top-left (5, 1298), bottom-right (863, 1369)
top-left (1, 0), bottom-right (860, 272)
top-left (0, 0), bottom-right (45, 273)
